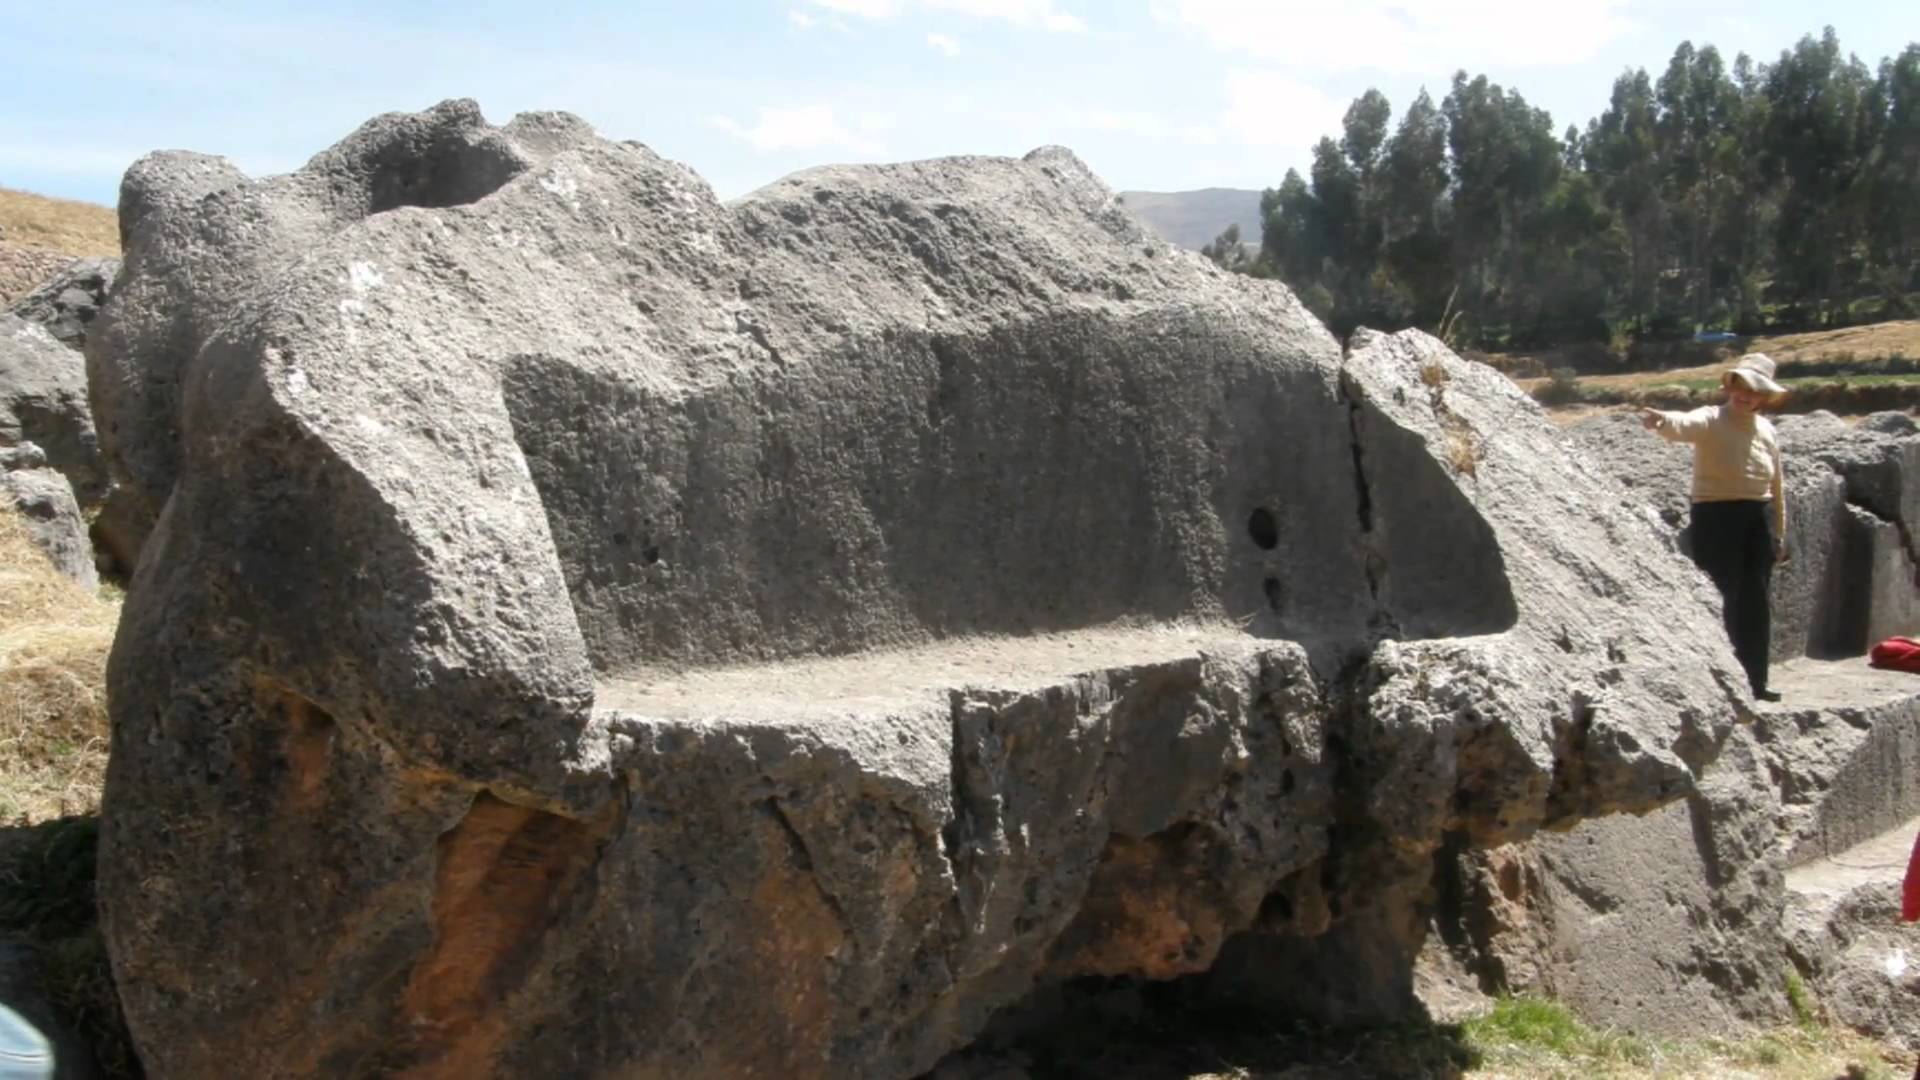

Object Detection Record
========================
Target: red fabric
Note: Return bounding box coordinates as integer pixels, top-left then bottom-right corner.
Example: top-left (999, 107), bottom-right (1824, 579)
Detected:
top-left (1870, 636), bottom-right (1920, 674)
top-left (1905, 830), bottom-right (1920, 922)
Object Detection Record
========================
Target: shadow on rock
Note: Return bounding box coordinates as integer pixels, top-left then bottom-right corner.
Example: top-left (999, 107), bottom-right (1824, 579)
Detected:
top-left (0, 816), bottom-right (137, 1079)
top-left (929, 977), bottom-right (1478, 1080)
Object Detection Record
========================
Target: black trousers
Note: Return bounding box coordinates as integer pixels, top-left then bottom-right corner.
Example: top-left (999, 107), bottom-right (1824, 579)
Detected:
top-left (1687, 500), bottom-right (1774, 694)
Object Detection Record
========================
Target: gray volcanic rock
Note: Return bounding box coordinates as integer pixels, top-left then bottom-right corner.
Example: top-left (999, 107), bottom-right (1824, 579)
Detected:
top-left (8, 257), bottom-right (117, 352)
top-left (1784, 410), bottom-right (1920, 534)
top-left (1193, 329), bottom-right (1741, 1025)
top-left (1563, 411), bottom-right (1692, 534)
top-left (2, 314), bottom-right (104, 508)
top-left (2, 445), bottom-right (97, 590)
top-left (95, 102), bottom-right (1739, 1080)
top-left (1779, 411), bottom-right (1920, 652)
top-left (1463, 660), bottom-right (1920, 1043)
top-left (1468, 409), bottom-right (1920, 1050)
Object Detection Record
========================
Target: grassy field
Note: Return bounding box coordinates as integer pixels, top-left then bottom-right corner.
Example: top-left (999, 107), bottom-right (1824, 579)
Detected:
top-left (1503, 320), bottom-right (1920, 420)
top-left (1511, 321), bottom-right (1920, 395)
top-left (1642, 372), bottom-right (1920, 394)
top-left (0, 188), bottom-right (118, 258)
top-left (0, 186), bottom-right (118, 304)
top-left (1445, 996), bottom-right (1907, 1080)
top-left (1495, 321), bottom-right (1920, 383)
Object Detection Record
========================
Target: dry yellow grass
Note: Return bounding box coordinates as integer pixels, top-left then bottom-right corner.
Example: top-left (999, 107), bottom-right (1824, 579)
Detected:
top-left (1749, 320), bottom-right (1920, 364)
top-left (0, 185), bottom-right (120, 303)
top-left (0, 508), bottom-right (117, 823)
top-left (0, 187), bottom-right (118, 258)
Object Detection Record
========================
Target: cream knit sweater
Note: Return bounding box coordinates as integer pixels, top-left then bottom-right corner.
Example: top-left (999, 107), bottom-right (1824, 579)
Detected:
top-left (1649, 406), bottom-right (1786, 539)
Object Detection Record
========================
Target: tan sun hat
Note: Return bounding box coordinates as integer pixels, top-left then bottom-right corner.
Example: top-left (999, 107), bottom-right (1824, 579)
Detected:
top-left (1723, 353), bottom-right (1788, 402)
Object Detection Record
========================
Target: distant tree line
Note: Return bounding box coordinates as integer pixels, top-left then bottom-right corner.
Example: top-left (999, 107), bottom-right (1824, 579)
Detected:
top-left (1222, 28), bottom-right (1920, 351)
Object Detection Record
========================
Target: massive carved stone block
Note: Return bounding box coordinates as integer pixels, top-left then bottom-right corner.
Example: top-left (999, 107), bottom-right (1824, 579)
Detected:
top-left (94, 101), bottom-right (1742, 1079)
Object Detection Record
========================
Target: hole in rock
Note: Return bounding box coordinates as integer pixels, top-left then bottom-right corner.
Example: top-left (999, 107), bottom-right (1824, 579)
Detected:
top-left (1247, 507), bottom-right (1279, 549)
top-left (1259, 891), bottom-right (1293, 924)
top-left (1262, 576), bottom-right (1283, 613)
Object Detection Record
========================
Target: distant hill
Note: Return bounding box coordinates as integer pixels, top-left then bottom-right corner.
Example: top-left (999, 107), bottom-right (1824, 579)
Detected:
top-left (0, 187), bottom-right (118, 305)
top-left (1117, 188), bottom-right (1264, 251)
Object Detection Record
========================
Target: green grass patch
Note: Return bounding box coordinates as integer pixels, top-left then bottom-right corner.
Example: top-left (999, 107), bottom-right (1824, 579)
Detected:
top-left (1449, 993), bottom-right (1907, 1079)
top-left (1462, 996), bottom-right (1661, 1068)
top-left (1784, 968), bottom-right (1818, 1030)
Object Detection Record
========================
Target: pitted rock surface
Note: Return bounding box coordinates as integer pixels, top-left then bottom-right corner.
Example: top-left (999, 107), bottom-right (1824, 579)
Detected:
top-left (1, 444), bottom-right (96, 589)
top-left (8, 257), bottom-right (117, 352)
top-left (2, 313), bottom-right (103, 509)
top-left (1453, 659), bottom-right (1920, 1044)
top-left (95, 101), bottom-right (1741, 1079)
top-left (1463, 410), bottom-right (1920, 1048)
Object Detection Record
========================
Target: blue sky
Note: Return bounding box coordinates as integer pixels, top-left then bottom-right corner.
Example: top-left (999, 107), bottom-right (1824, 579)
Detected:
top-left (1, 1), bottom-right (1912, 208)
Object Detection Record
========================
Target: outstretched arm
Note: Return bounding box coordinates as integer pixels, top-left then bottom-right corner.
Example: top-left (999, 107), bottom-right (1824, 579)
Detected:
top-left (1639, 406), bottom-right (1713, 444)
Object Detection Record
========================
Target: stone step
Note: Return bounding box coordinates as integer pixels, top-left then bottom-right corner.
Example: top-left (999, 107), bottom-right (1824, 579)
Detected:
top-left (592, 623), bottom-right (1259, 721)
top-left (1784, 814), bottom-right (1918, 909)
top-left (1755, 657), bottom-right (1920, 868)
top-left (1782, 815), bottom-right (1920, 1051)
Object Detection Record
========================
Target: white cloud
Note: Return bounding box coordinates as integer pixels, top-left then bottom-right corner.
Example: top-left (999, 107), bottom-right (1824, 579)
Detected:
top-left (808, 0), bottom-right (903, 17)
top-left (799, 0), bottom-right (1084, 31)
top-left (788, 9), bottom-right (818, 28)
top-left (925, 0), bottom-right (1086, 31)
top-left (1156, 0), bottom-right (1633, 73)
top-left (708, 106), bottom-right (886, 155)
top-left (1056, 109), bottom-right (1173, 138)
top-left (927, 32), bottom-right (962, 55)
top-left (1218, 69), bottom-right (1347, 150)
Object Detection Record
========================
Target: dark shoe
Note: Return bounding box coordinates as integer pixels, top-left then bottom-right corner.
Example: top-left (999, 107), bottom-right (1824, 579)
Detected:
top-left (1755, 688), bottom-right (1782, 703)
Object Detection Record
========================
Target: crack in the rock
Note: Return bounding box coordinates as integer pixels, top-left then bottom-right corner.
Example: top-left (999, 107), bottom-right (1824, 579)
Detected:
top-left (764, 794), bottom-right (856, 962)
top-left (1543, 691), bottom-right (1596, 826)
top-left (1843, 493), bottom-right (1920, 589)
top-left (941, 691), bottom-right (1005, 935)
top-left (1336, 368), bottom-right (1392, 641)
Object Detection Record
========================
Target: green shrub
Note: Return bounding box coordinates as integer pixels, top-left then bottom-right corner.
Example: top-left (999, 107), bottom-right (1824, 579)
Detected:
top-left (1785, 968), bottom-right (1818, 1029)
top-left (1533, 367), bottom-right (1585, 406)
